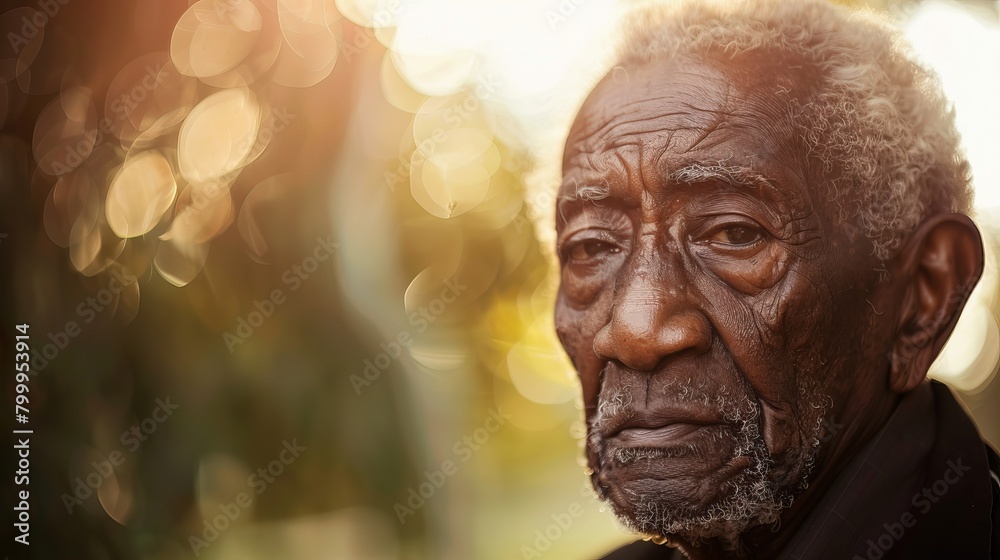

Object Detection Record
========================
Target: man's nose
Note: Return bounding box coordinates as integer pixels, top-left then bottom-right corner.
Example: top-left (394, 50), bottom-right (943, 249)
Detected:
top-left (592, 268), bottom-right (711, 372)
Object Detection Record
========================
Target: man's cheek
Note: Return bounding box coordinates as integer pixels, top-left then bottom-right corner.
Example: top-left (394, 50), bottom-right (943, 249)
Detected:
top-left (769, 265), bottom-right (842, 405)
top-left (555, 296), bottom-right (608, 410)
top-left (745, 261), bottom-right (832, 375)
top-left (554, 299), bottom-right (586, 361)
top-left (749, 267), bottom-right (836, 461)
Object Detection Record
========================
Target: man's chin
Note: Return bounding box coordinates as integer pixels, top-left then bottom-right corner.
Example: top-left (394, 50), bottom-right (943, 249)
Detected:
top-left (595, 448), bottom-right (755, 518)
top-left (590, 444), bottom-right (789, 548)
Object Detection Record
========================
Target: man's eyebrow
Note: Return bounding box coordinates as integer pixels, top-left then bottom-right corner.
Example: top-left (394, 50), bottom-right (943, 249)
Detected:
top-left (559, 183), bottom-right (611, 203)
top-left (555, 182), bottom-right (612, 225)
top-left (556, 165), bottom-right (778, 224)
top-left (667, 163), bottom-right (777, 192)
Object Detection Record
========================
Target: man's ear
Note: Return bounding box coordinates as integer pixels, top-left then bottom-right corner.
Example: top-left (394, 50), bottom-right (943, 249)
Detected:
top-left (888, 213), bottom-right (984, 393)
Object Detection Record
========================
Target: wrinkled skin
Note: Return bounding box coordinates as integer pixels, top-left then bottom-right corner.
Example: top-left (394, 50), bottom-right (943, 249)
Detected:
top-left (554, 56), bottom-right (983, 559)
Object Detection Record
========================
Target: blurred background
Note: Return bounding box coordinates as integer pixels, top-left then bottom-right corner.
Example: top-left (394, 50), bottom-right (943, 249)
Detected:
top-left (0, 0), bottom-right (997, 559)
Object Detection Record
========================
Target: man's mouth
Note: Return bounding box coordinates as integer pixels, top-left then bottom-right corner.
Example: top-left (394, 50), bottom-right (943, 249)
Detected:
top-left (604, 411), bottom-right (724, 448)
top-left (610, 423), bottom-right (709, 446)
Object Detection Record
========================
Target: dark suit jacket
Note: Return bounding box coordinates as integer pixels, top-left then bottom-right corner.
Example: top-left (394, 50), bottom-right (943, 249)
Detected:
top-left (599, 381), bottom-right (1000, 559)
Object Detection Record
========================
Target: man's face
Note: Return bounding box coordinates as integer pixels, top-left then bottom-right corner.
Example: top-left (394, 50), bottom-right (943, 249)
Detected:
top-left (555, 57), bottom-right (888, 544)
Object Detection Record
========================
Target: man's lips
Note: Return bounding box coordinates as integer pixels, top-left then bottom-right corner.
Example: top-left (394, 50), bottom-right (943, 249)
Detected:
top-left (605, 412), bottom-right (724, 447)
top-left (611, 423), bottom-right (707, 446)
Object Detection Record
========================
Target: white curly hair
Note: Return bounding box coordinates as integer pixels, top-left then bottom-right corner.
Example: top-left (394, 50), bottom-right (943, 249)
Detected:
top-left (614, 0), bottom-right (973, 260)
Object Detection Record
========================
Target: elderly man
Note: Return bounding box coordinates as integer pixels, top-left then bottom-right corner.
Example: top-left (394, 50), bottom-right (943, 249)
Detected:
top-left (554, 0), bottom-right (1000, 558)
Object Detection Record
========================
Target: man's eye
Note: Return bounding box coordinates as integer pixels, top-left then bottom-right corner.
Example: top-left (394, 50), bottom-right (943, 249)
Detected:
top-left (568, 240), bottom-right (620, 262)
top-left (706, 225), bottom-right (763, 247)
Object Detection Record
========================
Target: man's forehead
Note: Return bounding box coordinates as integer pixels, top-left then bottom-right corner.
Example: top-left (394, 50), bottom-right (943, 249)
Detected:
top-left (558, 56), bottom-right (808, 211)
top-left (564, 59), bottom-right (739, 157)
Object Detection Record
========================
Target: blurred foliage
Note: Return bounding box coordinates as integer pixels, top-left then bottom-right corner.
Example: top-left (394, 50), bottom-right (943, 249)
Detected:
top-left (1, 1), bottom-right (998, 560)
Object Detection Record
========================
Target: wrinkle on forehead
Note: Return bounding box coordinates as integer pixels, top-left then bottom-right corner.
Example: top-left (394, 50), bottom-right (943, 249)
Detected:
top-left (564, 61), bottom-right (741, 164)
top-left (559, 56), bottom-right (811, 221)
